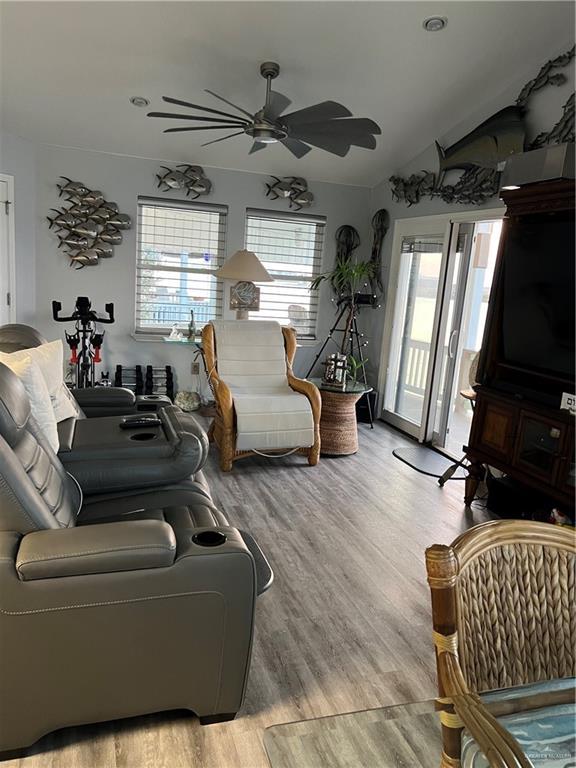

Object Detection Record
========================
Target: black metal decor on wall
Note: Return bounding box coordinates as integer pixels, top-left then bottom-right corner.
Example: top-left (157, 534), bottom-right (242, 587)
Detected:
top-left (389, 47), bottom-right (575, 206)
top-left (47, 178), bottom-right (132, 268)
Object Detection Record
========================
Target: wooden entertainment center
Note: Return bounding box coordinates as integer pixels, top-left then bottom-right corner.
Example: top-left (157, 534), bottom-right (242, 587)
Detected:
top-left (465, 178), bottom-right (575, 508)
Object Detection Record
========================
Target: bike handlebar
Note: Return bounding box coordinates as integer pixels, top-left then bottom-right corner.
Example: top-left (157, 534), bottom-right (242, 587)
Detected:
top-left (52, 299), bottom-right (115, 324)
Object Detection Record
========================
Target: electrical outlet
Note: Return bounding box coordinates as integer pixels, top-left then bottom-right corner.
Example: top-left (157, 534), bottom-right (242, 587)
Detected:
top-left (191, 361), bottom-right (200, 376)
top-left (560, 392), bottom-right (575, 414)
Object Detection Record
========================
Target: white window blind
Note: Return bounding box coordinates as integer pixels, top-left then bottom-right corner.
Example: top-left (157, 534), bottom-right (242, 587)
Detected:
top-left (245, 209), bottom-right (325, 339)
top-left (135, 198), bottom-right (227, 334)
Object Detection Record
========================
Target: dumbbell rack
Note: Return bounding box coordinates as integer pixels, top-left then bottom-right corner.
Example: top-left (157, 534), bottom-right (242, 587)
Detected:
top-left (114, 365), bottom-right (174, 401)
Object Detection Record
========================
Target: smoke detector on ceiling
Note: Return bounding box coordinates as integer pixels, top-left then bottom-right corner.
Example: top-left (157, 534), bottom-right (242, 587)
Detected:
top-left (423, 16), bottom-right (448, 32)
top-left (130, 96), bottom-right (150, 108)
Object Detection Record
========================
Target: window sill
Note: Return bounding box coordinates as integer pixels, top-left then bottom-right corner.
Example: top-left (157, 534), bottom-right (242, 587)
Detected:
top-left (132, 332), bottom-right (319, 346)
top-left (131, 333), bottom-right (198, 343)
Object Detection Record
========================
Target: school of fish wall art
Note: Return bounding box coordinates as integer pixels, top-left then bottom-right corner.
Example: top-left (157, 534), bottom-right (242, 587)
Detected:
top-left (155, 164), bottom-right (213, 198)
top-left (390, 46), bottom-right (575, 206)
top-left (47, 178), bottom-right (131, 268)
top-left (265, 176), bottom-right (314, 210)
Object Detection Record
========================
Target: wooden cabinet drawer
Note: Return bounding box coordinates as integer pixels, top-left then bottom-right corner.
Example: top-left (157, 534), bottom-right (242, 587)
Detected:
top-left (470, 396), bottom-right (518, 462)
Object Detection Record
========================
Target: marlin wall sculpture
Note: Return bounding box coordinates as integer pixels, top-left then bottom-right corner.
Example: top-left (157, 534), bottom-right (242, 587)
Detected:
top-left (390, 46), bottom-right (575, 206)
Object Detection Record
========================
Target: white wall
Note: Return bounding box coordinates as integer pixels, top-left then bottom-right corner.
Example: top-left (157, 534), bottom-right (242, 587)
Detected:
top-left (364, 43), bottom-right (575, 387)
top-left (0, 132), bottom-right (37, 323)
top-left (33, 144), bottom-right (372, 389)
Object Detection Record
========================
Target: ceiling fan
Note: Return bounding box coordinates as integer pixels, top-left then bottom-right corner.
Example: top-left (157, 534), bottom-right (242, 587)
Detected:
top-left (147, 61), bottom-right (381, 158)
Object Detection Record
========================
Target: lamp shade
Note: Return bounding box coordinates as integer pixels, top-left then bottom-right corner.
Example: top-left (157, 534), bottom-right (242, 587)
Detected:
top-left (215, 250), bottom-right (274, 282)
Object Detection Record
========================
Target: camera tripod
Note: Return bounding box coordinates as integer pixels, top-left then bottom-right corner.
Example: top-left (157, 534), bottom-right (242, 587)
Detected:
top-left (52, 297), bottom-right (115, 388)
top-left (305, 299), bottom-right (373, 428)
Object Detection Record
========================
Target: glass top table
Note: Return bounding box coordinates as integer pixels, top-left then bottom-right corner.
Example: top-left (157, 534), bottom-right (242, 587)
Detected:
top-left (264, 700), bottom-right (440, 768)
top-left (309, 377), bottom-right (373, 396)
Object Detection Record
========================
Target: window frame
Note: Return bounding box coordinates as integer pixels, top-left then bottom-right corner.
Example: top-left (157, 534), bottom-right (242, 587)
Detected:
top-left (244, 207), bottom-right (326, 340)
top-left (134, 196), bottom-right (228, 336)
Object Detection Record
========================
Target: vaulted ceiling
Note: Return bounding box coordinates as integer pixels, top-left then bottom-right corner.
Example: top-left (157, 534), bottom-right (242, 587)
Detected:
top-left (0, 1), bottom-right (573, 185)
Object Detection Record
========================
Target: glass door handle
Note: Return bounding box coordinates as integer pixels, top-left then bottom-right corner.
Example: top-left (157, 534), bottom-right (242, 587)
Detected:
top-left (448, 329), bottom-right (459, 359)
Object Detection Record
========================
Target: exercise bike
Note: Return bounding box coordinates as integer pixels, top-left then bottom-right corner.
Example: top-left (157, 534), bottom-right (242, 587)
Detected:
top-left (52, 297), bottom-right (115, 388)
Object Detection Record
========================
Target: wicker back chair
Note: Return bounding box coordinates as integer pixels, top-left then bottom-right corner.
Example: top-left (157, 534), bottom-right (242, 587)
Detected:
top-left (425, 520), bottom-right (575, 768)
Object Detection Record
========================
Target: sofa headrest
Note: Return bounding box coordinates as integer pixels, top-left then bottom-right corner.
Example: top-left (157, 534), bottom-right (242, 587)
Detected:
top-left (0, 362), bottom-right (31, 447)
top-left (0, 324), bottom-right (47, 353)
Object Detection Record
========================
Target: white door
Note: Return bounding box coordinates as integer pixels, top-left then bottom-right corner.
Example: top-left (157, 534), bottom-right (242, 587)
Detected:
top-left (0, 177), bottom-right (15, 324)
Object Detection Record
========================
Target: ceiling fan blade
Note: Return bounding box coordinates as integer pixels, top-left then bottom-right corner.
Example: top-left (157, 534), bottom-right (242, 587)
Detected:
top-left (290, 125), bottom-right (377, 150)
top-left (289, 133), bottom-right (351, 157)
top-left (163, 124), bottom-right (248, 133)
top-left (290, 117), bottom-right (382, 137)
top-left (281, 101), bottom-right (353, 127)
top-left (264, 90), bottom-right (292, 121)
top-left (148, 112), bottom-right (248, 126)
top-left (249, 141), bottom-right (268, 154)
top-left (280, 137), bottom-right (313, 159)
top-left (201, 130), bottom-right (246, 147)
top-left (162, 96), bottom-right (251, 123)
top-left (205, 89), bottom-right (254, 119)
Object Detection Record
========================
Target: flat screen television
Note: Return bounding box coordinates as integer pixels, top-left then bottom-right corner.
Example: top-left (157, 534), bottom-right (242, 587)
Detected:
top-left (502, 211), bottom-right (574, 376)
top-left (487, 208), bottom-right (575, 404)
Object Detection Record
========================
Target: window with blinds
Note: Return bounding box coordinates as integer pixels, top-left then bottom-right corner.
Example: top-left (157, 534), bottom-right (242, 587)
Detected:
top-left (135, 198), bottom-right (227, 334)
top-left (245, 209), bottom-right (326, 339)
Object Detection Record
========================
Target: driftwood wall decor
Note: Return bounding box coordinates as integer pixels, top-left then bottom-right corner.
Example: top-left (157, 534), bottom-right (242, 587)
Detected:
top-left (265, 176), bottom-right (314, 210)
top-left (390, 47), bottom-right (575, 206)
top-left (155, 164), bottom-right (213, 198)
top-left (47, 178), bottom-right (131, 268)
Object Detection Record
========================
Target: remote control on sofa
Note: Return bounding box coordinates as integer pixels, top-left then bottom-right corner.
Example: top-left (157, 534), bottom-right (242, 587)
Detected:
top-left (119, 415), bottom-right (162, 429)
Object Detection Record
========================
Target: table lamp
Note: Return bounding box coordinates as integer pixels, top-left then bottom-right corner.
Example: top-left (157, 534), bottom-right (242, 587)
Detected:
top-left (215, 249), bottom-right (274, 319)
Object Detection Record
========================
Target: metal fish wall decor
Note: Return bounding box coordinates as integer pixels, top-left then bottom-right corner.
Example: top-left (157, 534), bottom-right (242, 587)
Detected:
top-left (47, 178), bottom-right (131, 269)
top-left (265, 176), bottom-right (314, 210)
top-left (155, 164), bottom-right (213, 199)
top-left (390, 46), bottom-right (575, 206)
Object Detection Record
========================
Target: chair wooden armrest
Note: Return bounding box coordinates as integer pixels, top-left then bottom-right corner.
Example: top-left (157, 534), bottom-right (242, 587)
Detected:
top-left (438, 651), bottom-right (535, 768)
top-left (287, 373), bottom-right (321, 416)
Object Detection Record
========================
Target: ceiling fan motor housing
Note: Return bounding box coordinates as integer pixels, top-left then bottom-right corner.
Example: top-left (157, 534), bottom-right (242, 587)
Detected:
top-left (260, 61), bottom-right (280, 80)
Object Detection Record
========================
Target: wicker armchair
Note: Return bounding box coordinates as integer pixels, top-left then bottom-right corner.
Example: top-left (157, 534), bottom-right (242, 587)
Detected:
top-left (202, 322), bottom-right (321, 471)
top-left (425, 520), bottom-right (575, 767)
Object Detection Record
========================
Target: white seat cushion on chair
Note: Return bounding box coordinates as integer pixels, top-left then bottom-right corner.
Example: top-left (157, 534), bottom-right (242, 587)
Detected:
top-left (211, 320), bottom-right (314, 451)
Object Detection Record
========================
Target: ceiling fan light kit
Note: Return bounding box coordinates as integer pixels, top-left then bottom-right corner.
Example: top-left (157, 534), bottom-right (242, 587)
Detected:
top-left (148, 61), bottom-right (381, 158)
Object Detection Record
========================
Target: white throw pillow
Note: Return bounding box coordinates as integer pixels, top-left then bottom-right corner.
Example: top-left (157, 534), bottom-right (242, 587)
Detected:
top-left (1, 340), bottom-right (77, 422)
top-left (0, 353), bottom-right (59, 452)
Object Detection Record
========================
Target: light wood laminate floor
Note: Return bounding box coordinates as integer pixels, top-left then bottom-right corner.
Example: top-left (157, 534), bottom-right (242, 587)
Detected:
top-left (8, 421), bottom-right (491, 768)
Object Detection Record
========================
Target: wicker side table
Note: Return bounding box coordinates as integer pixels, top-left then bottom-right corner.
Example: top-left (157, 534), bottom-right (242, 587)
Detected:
top-left (310, 379), bottom-right (372, 456)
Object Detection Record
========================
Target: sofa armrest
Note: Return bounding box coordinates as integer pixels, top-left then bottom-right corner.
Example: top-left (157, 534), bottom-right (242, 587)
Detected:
top-left (15, 520), bottom-right (176, 581)
top-left (71, 386), bottom-right (137, 418)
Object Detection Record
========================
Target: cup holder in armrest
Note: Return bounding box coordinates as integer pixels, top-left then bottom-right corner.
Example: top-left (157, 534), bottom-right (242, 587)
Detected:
top-left (129, 432), bottom-right (158, 442)
top-left (192, 530), bottom-right (227, 547)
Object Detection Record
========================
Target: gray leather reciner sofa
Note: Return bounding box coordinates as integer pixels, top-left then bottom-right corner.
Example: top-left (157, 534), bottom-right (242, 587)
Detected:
top-left (0, 361), bottom-right (271, 756)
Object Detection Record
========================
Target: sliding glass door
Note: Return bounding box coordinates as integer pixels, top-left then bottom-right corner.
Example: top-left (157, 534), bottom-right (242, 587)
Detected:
top-left (430, 220), bottom-right (502, 455)
top-left (379, 213), bottom-right (503, 450)
top-left (382, 229), bottom-right (448, 437)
